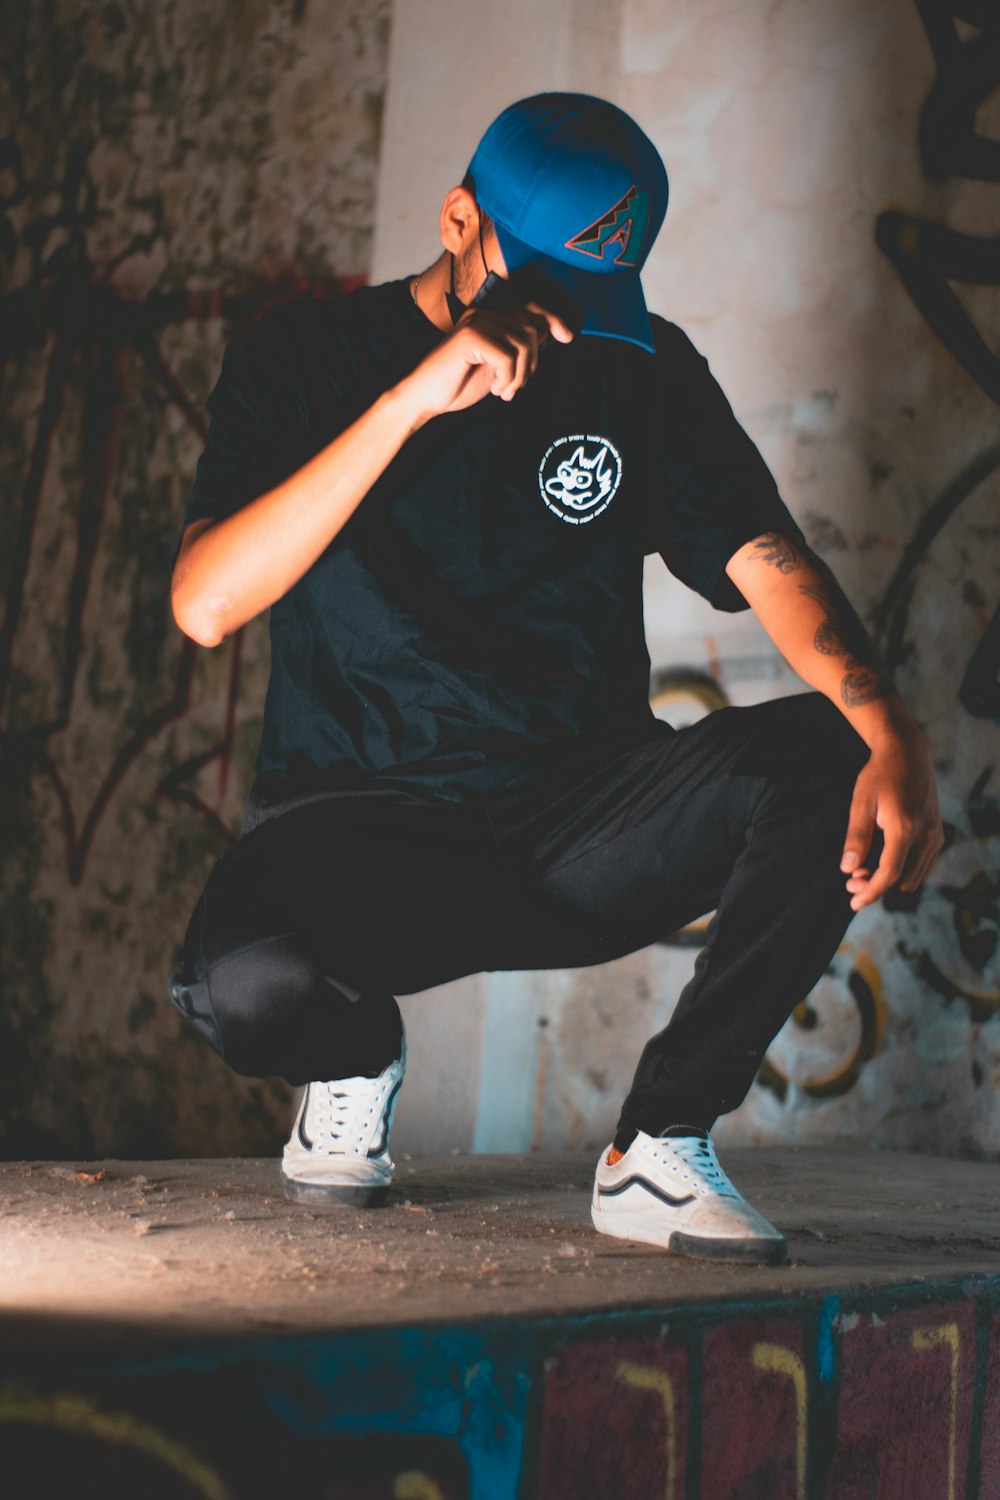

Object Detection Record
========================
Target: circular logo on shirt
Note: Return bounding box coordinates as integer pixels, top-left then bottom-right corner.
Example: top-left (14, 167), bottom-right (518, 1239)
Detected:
top-left (537, 434), bottom-right (623, 525)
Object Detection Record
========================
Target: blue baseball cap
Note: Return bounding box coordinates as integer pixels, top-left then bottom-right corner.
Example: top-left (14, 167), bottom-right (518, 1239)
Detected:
top-left (465, 92), bottom-right (669, 354)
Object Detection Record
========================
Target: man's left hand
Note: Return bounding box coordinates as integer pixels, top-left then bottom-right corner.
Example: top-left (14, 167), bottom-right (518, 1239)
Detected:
top-left (839, 729), bottom-right (945, 911)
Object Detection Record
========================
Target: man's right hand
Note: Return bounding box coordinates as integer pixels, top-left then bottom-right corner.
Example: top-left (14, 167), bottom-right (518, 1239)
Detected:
top-left (397, 301), bottom-right (575, 427)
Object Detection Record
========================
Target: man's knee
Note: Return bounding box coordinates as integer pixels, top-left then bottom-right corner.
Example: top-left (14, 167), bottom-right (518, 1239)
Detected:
top-left (731, 695), bottom-right (870, 860)
top-left (800, 691), bottom-right (869, 758)
top-left (167, 931), bottom-right (360, 1080)
top-left (753, 692), bottom-right (870, 791)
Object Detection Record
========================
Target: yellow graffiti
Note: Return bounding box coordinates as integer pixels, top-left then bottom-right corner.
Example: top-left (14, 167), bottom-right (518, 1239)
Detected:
top-left (649, 676), bottom-right (729, 720)
top-left (751, 1344), bottom-right (807, 1500)
top-left (394, 1475), bottom-right (445, 1500)
top-left (911, 1322), bottom-right (960, 1500)
top-left (616, 1361), bottom-right (677, 1500)
top-left (757, 945), bottom-right (888, 1102)
top-left (0, 1385), bottom-right (230, 1499)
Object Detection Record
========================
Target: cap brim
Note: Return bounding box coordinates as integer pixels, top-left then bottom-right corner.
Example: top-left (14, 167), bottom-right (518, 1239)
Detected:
top-left (492, 221), bottom-right (656, 354)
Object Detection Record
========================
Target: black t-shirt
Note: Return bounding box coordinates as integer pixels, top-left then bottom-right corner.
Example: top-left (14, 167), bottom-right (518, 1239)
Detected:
top-left (169, 276), bottom-right (803, 805)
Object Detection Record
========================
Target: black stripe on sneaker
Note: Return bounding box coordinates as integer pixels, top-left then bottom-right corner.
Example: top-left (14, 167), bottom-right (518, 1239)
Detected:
top-left (368, 1076), bottom-right (403, 1158)
top-left (598, 1174), bottom-right (696, 1209)
top-left (297, 1085), bottom-right (313, 1151)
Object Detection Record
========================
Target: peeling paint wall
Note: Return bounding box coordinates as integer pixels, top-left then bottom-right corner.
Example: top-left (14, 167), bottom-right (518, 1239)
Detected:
top-left (375, 0), bottom-right (1000, 1159)
top-left (0, 0), bottom-right (392, 1156)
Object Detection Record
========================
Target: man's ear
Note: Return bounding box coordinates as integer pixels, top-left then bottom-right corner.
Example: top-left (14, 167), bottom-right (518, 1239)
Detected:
top-left (440, 185), bottom-right (478, 256)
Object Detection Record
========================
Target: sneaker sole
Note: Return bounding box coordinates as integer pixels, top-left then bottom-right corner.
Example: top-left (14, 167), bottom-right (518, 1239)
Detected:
top-left (591, 1204), bottom-right (788, 1264)
top-left (280, 1166), bottom-right (390, 1208)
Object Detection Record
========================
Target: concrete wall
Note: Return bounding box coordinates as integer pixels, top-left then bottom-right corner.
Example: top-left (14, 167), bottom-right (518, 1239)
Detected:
top-left (376, 0), bottom-right (1000, 1160)
top-left (0, 0), bottom-right (391, 1156)
top-left (2, 0), bottom-right (997, 1161)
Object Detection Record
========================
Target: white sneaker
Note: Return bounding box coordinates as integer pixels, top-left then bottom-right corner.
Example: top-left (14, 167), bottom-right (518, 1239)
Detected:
top-left (591, 1124), bottom-right (788, 1263)
top-left (279, 1028), bottom-right (406, 1207)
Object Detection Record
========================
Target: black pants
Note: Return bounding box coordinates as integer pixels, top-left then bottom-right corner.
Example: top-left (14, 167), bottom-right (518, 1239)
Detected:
top-left (167, 693), bottom-right (874, 1152)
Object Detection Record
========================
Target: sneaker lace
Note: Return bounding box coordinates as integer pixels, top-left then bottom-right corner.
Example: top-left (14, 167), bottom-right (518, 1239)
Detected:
top-left (651, 1135), bottom-right (740, 1198)
top-left (308, 1074), bottom-right (390, 1156)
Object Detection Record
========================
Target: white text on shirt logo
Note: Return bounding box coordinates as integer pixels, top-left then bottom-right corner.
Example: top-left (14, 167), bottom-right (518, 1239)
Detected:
top-left (537, 434), bottom-right (623, 525)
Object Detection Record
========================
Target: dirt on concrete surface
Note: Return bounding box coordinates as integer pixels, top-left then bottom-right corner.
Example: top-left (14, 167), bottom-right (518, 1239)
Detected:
top-left (1, 1146), bottom-right (999, 1355)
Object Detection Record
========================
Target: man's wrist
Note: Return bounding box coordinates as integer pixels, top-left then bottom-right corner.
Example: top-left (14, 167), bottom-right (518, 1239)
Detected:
top-left (847, 690), bottom-right (924, 753)
top-left (386, 375), bottom-right (432, 436)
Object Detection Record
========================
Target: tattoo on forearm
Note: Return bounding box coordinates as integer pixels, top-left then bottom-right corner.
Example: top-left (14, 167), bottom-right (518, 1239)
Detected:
top-left (796, 566), bottom-right (896, 708)
top-left (748, 532), bottom-right (896, 708)
top-left (750, 532), bottom-right (803, 574)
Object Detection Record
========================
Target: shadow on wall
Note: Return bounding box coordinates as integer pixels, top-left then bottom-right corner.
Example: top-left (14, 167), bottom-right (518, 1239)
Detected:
top-left (0, 0), bottom-right (389, 1158)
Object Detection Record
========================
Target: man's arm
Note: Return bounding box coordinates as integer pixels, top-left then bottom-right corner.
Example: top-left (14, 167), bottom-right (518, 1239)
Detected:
top-left (172, 300), bottom-right (573, 648)
top-left (725, 530), bottom-right (945, 911)
top-left (171, 385), bottom-right (427, 647)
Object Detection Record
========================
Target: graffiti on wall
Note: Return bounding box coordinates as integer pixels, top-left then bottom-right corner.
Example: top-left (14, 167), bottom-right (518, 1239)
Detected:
top-left (1, 1277), bottom-right (999, 1497)
top-left (643, 0), bottom-right (1000, 1139)
top-left (0, 0), bottom-right (391, 1158)
top-left (1, 256), bottom-right (363, 876)
top-left (870, 0), bottom-right (1000, 1056)
top-left (874, 0), bottom-right (1000, 699)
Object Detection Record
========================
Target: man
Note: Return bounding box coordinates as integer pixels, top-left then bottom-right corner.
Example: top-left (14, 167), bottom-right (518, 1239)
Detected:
top-left (167, 93), bottom-right (943, 1264)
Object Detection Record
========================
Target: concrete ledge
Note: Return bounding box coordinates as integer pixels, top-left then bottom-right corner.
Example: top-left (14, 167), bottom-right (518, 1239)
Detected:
top-left (2, 1148), bottom-right (1000, 1495)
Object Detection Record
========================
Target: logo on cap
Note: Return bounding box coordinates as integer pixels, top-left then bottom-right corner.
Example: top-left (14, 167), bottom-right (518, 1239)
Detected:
top-left (538, 434), bottom-right (623, 524)
top-left (565, 185), bottom-right (650, 268)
